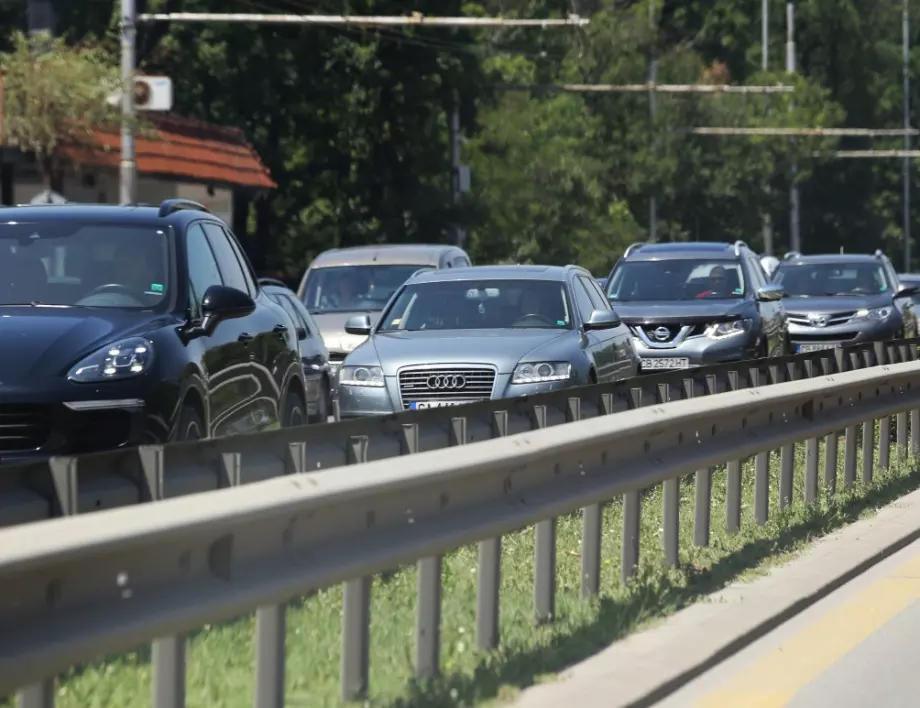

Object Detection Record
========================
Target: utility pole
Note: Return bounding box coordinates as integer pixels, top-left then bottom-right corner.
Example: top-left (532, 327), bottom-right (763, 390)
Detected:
top-left (648, 3), bottom-right (658, 241)
top-left (903, 0), bottom-right (911, 271)
top-left (120, 0), bottom-right (137, 204)
top-left (787, 1), bottom-right (801, 253)
top-left (449, 89), bottom-right (467, 246)
top-left (762, 0), bottom-right (774, 255)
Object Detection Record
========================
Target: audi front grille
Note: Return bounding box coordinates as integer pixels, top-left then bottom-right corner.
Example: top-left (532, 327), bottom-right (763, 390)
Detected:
top-left (398, 366), bottom-right (497, 409)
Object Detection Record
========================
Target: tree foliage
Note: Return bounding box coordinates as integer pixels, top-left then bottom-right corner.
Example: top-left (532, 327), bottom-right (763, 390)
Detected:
top-left (1, 31), bottom-right (120, 186)
top-left (12, 0), bottom-right (920, 271)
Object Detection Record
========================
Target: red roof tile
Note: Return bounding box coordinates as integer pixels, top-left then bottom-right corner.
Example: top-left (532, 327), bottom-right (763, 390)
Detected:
top-left (60, 113), bottom-right (276, 190)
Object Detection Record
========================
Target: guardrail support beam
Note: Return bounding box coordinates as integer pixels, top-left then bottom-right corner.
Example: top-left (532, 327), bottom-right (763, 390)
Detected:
top-left (659, 382), bottom-right (680, 565)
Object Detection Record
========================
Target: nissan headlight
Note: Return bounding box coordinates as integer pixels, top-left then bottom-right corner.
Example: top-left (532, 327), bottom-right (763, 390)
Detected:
top-left (512, 361), bottom-right (571, 384)
top-left (707, 319), bottom-right (753, 339)
top-left (67, 337), bottom-right (154, 383)
top-left (853, 307), bottom-right (892, 321)
top-left (338, 365), bottom-right (385, 387)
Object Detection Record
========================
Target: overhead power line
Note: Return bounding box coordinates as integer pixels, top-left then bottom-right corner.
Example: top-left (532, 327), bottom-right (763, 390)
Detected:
top-left (136, 13), bottom-right (590, 27)
top-left (690, 127), bottom-right (920, 137)
top-left (495, 83), bottom-right (794, 94)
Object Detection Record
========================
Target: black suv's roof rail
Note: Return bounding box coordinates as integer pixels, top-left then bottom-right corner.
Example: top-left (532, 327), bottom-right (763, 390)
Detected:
top-left (783, 250), bottom-right (801, 260)
top-left (257, 277), bottom-right (289, 289)
top-left (157, 198), bottom-right (210, 218)
top-left (733, 240), bottom-right (748, 256)
top-left (623, 242), bottom-right (646, 257)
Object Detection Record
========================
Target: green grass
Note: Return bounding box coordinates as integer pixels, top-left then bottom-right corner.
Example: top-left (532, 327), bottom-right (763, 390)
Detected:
top-left (10, 431), bottom-right (920, 708)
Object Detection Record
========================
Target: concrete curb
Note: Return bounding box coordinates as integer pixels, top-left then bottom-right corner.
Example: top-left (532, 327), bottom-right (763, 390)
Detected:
top-left (510, 486), bottom-right (920, 708)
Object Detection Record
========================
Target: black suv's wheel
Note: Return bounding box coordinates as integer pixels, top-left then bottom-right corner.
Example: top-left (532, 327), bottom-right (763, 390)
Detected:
top-left (177, 404), bottom-right (205, 441)
top-left (282, 387), bottom-right (306, 428)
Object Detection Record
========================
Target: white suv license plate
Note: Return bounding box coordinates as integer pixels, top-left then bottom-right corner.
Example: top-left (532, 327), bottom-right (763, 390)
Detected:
top-left (409, 400), bottom-right (478, 410)
top-left (796, 343), bottom-right (840, 353)
top-left (641, 357), bottom-right (690, 370)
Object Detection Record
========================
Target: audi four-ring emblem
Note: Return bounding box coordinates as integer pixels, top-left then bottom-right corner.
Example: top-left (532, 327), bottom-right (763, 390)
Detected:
top-left (427, 374), bottom-right (467, 389)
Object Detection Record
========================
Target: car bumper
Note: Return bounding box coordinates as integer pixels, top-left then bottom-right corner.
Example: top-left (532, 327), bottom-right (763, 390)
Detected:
top-left (336, 375), bottom-right (575, 418)
top-left (787, 320), bottom-right (901, 352)
top-left (0, 385), bottom-right (156, 466)
top-left (631, 334), bottom-right (758, 372)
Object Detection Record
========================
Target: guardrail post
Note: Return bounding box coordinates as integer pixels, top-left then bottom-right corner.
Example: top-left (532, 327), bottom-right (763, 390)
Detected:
top-left (657, 383), bottom-right (679, 565)
top-left (476, 410), bottom-right (507, 651)
top-left (874, 344), bottom-right (892, 475)
top-left (531, 405), bottom-right (557, 622)
top-left (341, 435), bottom-right (371, 701)
top-left (912, 403), bottom-right (920, 459)
top-left (692, 377), bottom-right (715, 547)
top-left (844, 421), bottom-right (858, 488)
top-left (862, 414), bottom-right (876, 484)
top-left (573, 398), bottom-right (603, 599)
top-left (725, 371), bottom-right (743, 534)
top-left (898, 382), bottom-right (909, 464)
top-left (779, 365), bottom-right (796, 510)
top-left (750, 368), bottom-right (770, 526)
top-left (621, 389), bottom-right (643, 581)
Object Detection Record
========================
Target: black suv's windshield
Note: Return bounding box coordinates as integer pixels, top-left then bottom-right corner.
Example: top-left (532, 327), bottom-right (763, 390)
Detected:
top-left (0, 222), bottom-right (169, 309)
top-left (774, 262), bottom-right (892, 297)
top-left (302, 264), bottom-right (428, 314)
top-left (378, 279), bottom-right (572, 331)
top-left (607, 259), bottom-right (746, 302)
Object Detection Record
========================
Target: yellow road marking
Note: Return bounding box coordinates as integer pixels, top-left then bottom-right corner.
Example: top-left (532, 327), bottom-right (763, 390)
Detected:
top-left (695, 552), bottom-right (920, 707)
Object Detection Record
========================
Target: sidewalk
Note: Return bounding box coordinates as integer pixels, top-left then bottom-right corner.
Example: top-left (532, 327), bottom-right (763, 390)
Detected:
top-left (509, 486), bottom-right (920, 708)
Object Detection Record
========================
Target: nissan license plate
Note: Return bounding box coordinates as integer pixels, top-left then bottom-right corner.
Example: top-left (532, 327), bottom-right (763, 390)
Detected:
top-left (640, 357), bottom-right (690, 370)
top-left (796, 343), bottom-right (839, 353)
top-left (409, 401), bottom-right (477, 410)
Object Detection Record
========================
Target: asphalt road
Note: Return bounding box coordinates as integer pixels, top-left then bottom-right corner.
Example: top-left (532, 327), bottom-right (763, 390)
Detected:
top-left (655, 536), bottom-right (920, 708)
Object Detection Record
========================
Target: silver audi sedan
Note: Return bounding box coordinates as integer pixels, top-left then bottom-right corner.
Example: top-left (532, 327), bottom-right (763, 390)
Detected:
top-left (335, 264), bottom-right (639, 418)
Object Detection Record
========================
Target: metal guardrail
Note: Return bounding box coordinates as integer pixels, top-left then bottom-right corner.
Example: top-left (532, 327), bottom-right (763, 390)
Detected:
top-left (2, 347), bottom-right (920, 706)
top-left (1, 339), bottom-right (918, 529)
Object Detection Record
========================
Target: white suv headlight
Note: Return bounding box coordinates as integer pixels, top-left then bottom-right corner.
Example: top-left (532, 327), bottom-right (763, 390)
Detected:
top-left (338, 365), bottom-right (385, 387)
top-left (512, 361), bottom-right (571, 384)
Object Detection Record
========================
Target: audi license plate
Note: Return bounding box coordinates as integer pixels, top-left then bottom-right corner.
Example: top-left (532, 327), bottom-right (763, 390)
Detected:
top-left (796, 343), bottom-right (840, 353)
top-left (640, 357), bottom-right (690, 370)
top-left (409, 401), bottom-right (477, 410)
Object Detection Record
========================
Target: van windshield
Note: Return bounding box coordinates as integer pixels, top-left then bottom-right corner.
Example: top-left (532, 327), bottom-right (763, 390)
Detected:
top-left (302, 264), bottom-right (428, 314)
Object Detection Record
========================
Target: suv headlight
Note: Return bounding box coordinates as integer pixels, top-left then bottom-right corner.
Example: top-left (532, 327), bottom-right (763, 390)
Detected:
top-left (67, 337), bottom-right (154, 383)
top-left (338, 365), bottom-right (385, 387)
top-left (512, 361), bottom-right (571, 384)
top-left (853, 307), bottom-right (892, 321)
top-left (707, 319), bottom-right (753, 339)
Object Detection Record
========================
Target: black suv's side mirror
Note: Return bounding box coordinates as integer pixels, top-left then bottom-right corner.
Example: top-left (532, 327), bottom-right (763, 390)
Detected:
top-left (201, 284), bottom-right (256, 332)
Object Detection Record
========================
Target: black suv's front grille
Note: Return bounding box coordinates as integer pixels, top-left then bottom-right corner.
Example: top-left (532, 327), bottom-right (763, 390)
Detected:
top-left (0, 404), bottom-right (50, 452)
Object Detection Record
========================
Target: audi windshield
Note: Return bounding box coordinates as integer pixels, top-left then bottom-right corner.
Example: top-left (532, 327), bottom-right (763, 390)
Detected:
top-left (773, 263), bottom-right (892, 297)
top-left (378, 279), bottom-right (573, 331)
top-left (607, 260), bottom-right (746, 301)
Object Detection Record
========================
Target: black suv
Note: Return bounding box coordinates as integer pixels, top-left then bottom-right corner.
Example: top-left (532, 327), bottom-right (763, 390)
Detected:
top-left (604, 241), bottom-right (789, 372)
top-left (773, 251), bottom-right (918, 353)
top-left (0, 200), bottom-right (307, 464)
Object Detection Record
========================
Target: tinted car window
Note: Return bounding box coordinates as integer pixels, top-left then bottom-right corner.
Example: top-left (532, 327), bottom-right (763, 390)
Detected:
top-left (607, 260), bottom-right (746, 301)
top-left (186, 224), bottom-right (223, 305)
top-left (0, 222), bottom-right (169, 309)
top-left (578, 275), bottom-right (610, 311)
top-left (272, 292), bottom-right (309, 332)
top-left (379, 279), bottom-right (572, 331)
top-left (220, 225), bottom-right (259, 297)
top-left (200, 222), bottom-right (251, 295)
top-left (302, 264), bottom-right (430, 313)
top-left (571, 277), bottom-right (597, 319)
top-left (774, 262), bottom-right (892, 297)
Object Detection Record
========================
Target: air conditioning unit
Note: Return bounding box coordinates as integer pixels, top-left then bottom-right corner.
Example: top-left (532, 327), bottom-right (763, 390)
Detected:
top-left (133, 76), bottom-right (173, 111)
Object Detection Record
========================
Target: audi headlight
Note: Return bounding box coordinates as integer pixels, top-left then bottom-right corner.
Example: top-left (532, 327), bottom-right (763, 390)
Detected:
top-left (707, 319), bottom-right (753, 339)
top-left (512, 361), bottom-right (571, 384)
top-left (853, 307), bottom-right (892, 321)
top-left (338, 365), bottom-right (385, 387)
top-left (67, 337), bottom-right (154, 383)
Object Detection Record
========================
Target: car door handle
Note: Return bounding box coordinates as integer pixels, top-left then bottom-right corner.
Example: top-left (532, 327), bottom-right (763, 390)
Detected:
top-left (272, 324), bottom-right (289, 337)
top-left (238, 332), bottom-right (254, 343)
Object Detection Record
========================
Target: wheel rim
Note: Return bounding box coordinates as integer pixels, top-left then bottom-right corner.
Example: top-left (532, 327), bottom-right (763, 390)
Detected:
top-left (288, 403), bottom-right (305, 427)
top-left (184, 420), bottom-right (202, 441)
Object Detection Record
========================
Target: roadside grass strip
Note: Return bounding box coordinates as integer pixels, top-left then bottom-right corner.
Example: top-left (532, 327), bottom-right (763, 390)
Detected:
top-left (7, 431), bottom-right (920, 708)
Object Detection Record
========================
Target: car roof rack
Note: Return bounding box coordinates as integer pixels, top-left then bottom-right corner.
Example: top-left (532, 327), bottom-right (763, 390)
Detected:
top-left (157, 198), bottom-right (210, 218)
top-left (623, 242), bottom-right (646, 257)
top-left (783, 250), bottom-right (801, 260)
top-left (733, 240), bottom-right (748, 256)
top-left (873, 249), bottom-right (886, 260)
top-left (257, 277), bottom-right (288, 289)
